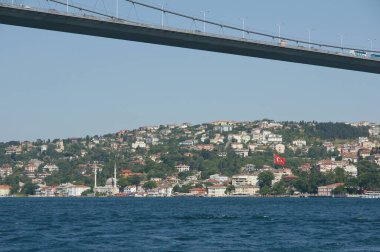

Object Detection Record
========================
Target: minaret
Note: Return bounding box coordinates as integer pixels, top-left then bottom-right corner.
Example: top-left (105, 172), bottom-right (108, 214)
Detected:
top-left (94, 167), bottom-right (97, 189)
top-left (114, 162), bottom-right (117, 189)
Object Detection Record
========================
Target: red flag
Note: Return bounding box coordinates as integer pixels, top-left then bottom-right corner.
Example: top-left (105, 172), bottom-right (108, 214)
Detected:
top-left (274, 154), bottom-right (286, 166)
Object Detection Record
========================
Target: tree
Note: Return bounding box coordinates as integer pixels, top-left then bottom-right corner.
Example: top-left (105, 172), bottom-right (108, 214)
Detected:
top-left (259, 185), bottom-right (271, 195)
top-left (118, 177), bottom-right (129, 189)
top-left (225, 185), bottom-right (235, 195)
top-left (272, 181), bottom-right (286, 195)
top-left (81, 189), bottom-right (92, 196)
top-left (178, 171), bottom-right (191, 181)
top-left (332, 185), bottom-right (346, 195)
top-left (143, 181), bottom-right (157, 191)
top-left (127, 175), bottom-right (142, 187)
top-left (258, 171), bottom-right (274, 188)
top-left (21, 182), bottom-right (38, 195)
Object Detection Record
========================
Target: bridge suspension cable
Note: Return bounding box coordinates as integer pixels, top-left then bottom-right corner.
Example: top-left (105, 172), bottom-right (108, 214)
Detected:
top-left (4, 0), bottom-right (380, 54)
top-left (125, 0), bottom-right (380, 54)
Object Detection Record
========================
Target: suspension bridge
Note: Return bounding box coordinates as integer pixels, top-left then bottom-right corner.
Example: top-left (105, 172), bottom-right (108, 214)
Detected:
top-left (0, 0), bottom-right (379, 74)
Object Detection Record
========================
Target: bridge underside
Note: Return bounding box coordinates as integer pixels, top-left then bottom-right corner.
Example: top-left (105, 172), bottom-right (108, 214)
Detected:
top-left (0, 5), bottom-right (379, 74)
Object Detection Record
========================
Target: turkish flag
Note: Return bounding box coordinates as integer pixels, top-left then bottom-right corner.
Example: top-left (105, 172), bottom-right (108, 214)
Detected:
top-left (274, 154), bottom-right (286, 166)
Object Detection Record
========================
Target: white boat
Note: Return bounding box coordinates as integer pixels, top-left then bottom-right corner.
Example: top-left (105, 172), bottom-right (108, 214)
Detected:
top-left (360, 191), bottom-right (380, 199)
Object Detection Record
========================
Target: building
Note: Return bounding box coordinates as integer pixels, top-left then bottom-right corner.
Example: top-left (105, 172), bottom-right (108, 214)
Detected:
top-left (175, 164), bottom-right (190, 173)
top-left (267, 134), bottom-right (282, 144)
top-left (5, 145), bottom-right (22, 155)
top-left (94, 162), bottom-right (119, 196)
top-left (272, 168), bottom-right (293, 184)
top-left (207, 185), bottom-right (227, 197)
top-left (209, 174), bottom-right (230, 183)
top-left (132, 141), bottom-right (147, 149)
top-left (189, 188), bottom-right (207, 196)
top-left (275, 144), bottom-right (285, 154)
top-left (67, 185), bottom-right (91, 197)
top-left (292, 140), bottom-right (307, 147)
top-left (232, 175), bottom-right (258, 187)
top-left (234, 185), bottom-right (259, 196)
top-left (0, 185), bottom-right (11, 196)
top-left (231, 143), bottom-right (244, 149)
top-left (242, 164), bottom-right (256, 173)
top-left (299, 163), bottom-right (311, 172)
top-left (318, 183), bottom-right (344, 197)
top-left (234, 149), bottom-right (249, 158)
top-left (0, 165), bottom-right (12, 178)
top-left (317, 160), bottom-right (347, 173)
top-left (36, 186), bottom-right (57, 197)
top-left (42, 164), bottom-right (59, 173)
top-left (56, 140), bottom-right (65, 152)
top-left (343, 165), bottom-right (358, 177)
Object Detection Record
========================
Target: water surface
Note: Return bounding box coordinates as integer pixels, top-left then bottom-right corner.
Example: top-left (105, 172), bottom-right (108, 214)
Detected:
top-left (1, 198), bottom-right (379, 251)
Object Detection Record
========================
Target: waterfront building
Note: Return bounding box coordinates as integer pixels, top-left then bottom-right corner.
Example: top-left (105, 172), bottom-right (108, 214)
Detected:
top-left (0, 185), bottom-right (11, 196)
top-left (207, 185), bottom-right (227, 197)
top-left (94, 162), bottom-right (119, 196)
top-left (232, 175), bottom-right (258, 187)
top-left (234, 185), bottom-right (259, 196)
top-left (189, 188), bottom-right (207, 196)
top-left (317, 183), bottom-right (344, 197)
top-left (35, 186), bottom-right (57, 197)
top-left (67, 185), bottom-right (91, 197)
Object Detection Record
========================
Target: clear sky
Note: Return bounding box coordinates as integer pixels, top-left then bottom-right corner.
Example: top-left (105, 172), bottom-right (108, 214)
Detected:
top-left (0, 0), bottom-right (379, 142)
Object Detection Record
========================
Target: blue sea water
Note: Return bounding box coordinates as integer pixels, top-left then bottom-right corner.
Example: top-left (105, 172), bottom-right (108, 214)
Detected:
top-left (1, 198), bottom-right (380, 252)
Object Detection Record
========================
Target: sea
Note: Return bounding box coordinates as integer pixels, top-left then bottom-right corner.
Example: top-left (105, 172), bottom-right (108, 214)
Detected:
top-left (0, 197), bottom-right (380, 252)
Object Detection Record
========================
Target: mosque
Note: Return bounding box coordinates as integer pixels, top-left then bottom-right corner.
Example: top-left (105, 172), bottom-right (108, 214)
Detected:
top-left (94, 162), bottom-right (119, 196)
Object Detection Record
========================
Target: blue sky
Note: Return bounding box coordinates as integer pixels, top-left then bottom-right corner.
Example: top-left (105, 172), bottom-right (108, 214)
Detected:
top-left (0, 0), bottom-right (379, 142)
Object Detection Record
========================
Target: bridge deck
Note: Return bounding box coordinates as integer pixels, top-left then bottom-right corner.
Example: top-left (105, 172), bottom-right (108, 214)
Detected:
top-left (0, 4), bottom-right (379, 74)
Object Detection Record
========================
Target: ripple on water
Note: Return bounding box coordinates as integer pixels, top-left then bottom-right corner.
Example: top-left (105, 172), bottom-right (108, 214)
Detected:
top-left (1, 198), bottom-right (380, 251)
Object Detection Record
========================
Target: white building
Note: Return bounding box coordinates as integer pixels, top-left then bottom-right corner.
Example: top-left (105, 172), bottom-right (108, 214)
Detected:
top-left (275, 144), bottom-right (285, 154)
top-left (175, 164), bottom-right (190, 173)
top-left (209, 174), bottom-right (230, 183)
top-left (232, 175), bottom-right (258, 187)
top-left (234, 185), bottom-right (259, 196)
top-left (292, 140), bottom-right (307, 147)
top-left (67, 185), bottom-right (91, 197)
top-left (42, 164), bottom-right (59, 173)
top-left (343, 165), bottom-right (358, 177)
top-left (234, 149), bottom-right (249, 158)
top-left (56, 140), bottom-right (64, 152)
top-left (94, 163), bottom-right (119, 196)
top-left (267, 134), bottom-right (282, 144)
top-left (132, 141), bottom-right (147, 149)
top-left (272, 168), bottom-right (293, 184)
top-left (207, 185), bottom-right (227, 197)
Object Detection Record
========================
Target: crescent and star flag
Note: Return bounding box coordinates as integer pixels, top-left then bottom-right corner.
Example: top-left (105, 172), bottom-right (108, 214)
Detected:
top-left (274, 154), bottom-right (286, 166)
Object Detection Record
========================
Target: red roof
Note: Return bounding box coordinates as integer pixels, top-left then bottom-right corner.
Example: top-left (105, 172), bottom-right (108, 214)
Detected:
top-left (321, 183), bottom-right (344, 188)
